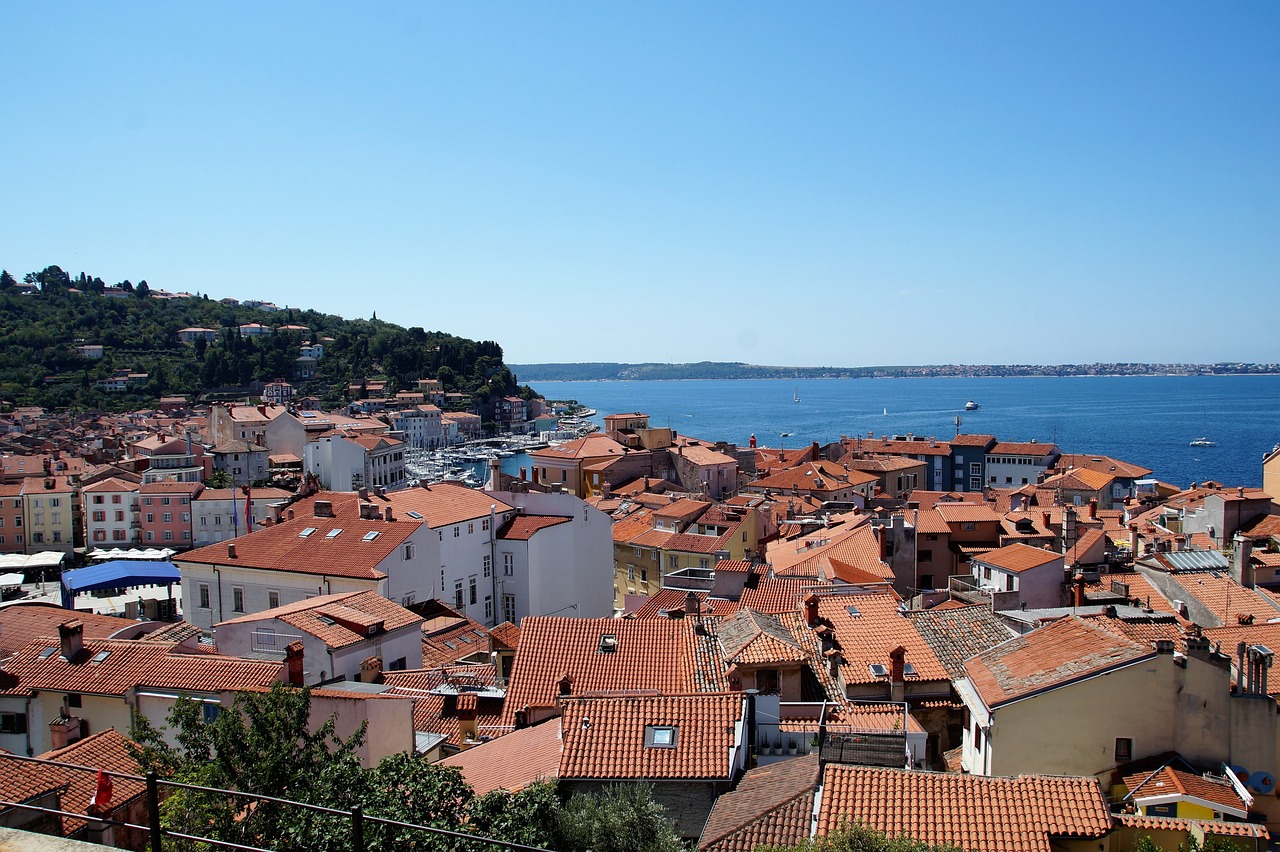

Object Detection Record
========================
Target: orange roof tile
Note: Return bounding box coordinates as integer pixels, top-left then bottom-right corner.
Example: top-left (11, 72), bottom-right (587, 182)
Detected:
top-left (976, 542), bottom-right (1064, 574)
top-left (439, 718), bottom-right (563, 793)
top-left (699, 753), bottom-right (820, 852)
top-left (816, 765), bottom-right (1111, 852)
top-left (801, 593), bottom-right (950, 686)
top-left (0, 602), bottom-right (138, 657)
top-left (1123, 766), bottom-right (1248, 816)
top-left (498, 515), bottom-right (571, 540)
top-left (558, 693), bottom-right (743, 780)
top-left (963, 616), bottom-right (1152, 708)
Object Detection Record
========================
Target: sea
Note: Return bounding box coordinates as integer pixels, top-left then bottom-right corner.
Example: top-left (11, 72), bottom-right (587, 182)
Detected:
top-left (517, 375), bottom-right (1280, 489)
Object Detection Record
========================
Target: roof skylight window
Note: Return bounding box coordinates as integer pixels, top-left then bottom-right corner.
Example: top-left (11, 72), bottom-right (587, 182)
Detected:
top-left (326, 528), bottom-right (343, 539)
top-left (362, 531), bottom-right (380, 542)
top-left (644, 725), bottom-right (678, 748)
top-left (869, 663), bottom-right (889, 678)
top-left (299, 527), bottom-right (318, 538)
top-left (91, 650), bottom-right (111, 664)
top-left (845, 605), bottom-right (861, 618)
top-left (406, 511), bottom-right (423, 519)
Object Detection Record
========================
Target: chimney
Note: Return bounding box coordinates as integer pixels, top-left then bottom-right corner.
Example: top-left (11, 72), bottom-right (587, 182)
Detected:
top-left (49, 713), bottom-right (83, 750)
top-left (804, 593), bottom-right (820, 627)
top-left (227, 542), bottom-right (237, 559)
top-left (1129, 524), bottom-right (1140, 555)
top-left (1073, 573), bottom-right (1086, 607)
top-left (557, 672), bottom-right (573, 697)
top-left (384, 506), bottom-right (393, 522)
top-left (1042, 512), bottom-right (1051, 529)
top-left (1234, 533), bottom-right (1255, 589)
top-left (287, 508), bottom-right (295, 520)
top-left (514, 708), bottom-right (529, 730)
top-left (58, 620), bottom-right (84, 661)
top-left (456, 692), bottom-right (480, 745)
top-left (520, 467), bottom-right (527, 481)
top-left (358, 487), bottom-right (369, 501)
top-left (684, 590), bottom-right (700, 618)
top-left (1088, 499), bottom-right (1098, 519)
top-left (888, 646), bottom-right (906, 702)
top-left (811, 441), bottom-right (820, 459)
top-left (284, 641), bottom-right (305, 685)
top-left (314, 500), bottom-right (333, 518)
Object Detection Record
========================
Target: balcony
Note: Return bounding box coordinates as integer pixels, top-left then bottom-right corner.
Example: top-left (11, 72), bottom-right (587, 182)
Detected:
top-left (948, 574), bottom-right (991, 605)
top-left (247, 630), bottom-right (303, 659)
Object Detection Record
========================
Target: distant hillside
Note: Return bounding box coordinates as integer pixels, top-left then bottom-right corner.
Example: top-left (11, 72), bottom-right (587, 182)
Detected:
top-left (0, 264), bottom-right (536, 413)
top-left (512, 361), bottom-right (1280, 382)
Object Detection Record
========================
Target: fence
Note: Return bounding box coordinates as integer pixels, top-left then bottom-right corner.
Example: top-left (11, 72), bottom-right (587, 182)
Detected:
top-left (0, 752), bottom-right (555, 852)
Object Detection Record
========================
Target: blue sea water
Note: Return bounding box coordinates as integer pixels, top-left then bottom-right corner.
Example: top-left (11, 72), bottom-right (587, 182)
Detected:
top-left (526, 375), bottom-right (1280, 489)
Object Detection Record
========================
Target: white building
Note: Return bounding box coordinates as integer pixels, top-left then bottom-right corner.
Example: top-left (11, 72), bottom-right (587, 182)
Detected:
top-left (191, 487), bottom-right (292, 548)
top-left (81, 477), bottom-right (140, 548)
top-left (213, 590), bottom-right (424, 682)
top-left (390, 405), bottom-right (445, 450)
top-left (176, 485), bottom-right (613, 631)
top-left (985, 441), bottom-right (1060, 489)
top-left (304, 432), bottom-right (408, 492)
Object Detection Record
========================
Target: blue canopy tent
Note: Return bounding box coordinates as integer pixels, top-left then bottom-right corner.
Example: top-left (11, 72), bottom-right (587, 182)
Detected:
top-left (60, 560), bottom-right (180, 610)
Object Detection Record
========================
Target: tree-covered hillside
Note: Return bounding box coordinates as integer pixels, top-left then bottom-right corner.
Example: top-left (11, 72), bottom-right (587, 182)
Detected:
top-left (0, 264), bottom-right (535, 412)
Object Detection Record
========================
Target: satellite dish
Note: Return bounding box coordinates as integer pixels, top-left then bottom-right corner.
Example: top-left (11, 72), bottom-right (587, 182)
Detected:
top-left (1247, 770), bottom-right (1275, 795)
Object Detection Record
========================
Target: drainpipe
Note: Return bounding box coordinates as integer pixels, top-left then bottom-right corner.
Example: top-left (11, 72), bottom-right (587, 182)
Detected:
top-left (213, 567), bottom-right (224, 627)
top-left (24, 695), bottom-right (33, 756)
top-left (488, 505), bottom-right (499, 626)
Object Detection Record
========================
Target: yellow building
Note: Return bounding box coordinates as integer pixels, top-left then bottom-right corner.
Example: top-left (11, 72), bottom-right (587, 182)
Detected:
top-left (21, 476), bottom-right (78, 556)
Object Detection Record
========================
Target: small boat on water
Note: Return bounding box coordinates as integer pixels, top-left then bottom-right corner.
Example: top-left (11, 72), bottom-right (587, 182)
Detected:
top-left (793, 388), bottom-right (801, 403)
top-left (965, 400), bottom-right (980, 411)
top-left (780, 431), bottom-right (792, 438)
top-left (1189, 437), bottom-right (1216, 448)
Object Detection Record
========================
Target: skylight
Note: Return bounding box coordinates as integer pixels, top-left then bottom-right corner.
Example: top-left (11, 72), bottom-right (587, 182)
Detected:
top-left (903, 663), bottom-right (918, 677)
top-left (326, 528), bottom-right (343, 539)
top-left (845, 605), bottom-right (861, 618)
top-left (299, 527), bottom-right (318, 538)
top-left (362, 531), bottom-right (380, 541)
top-left (406, 511), bottom-right (423, 520)
top-left (91, 650), bottom-right (111, 664)
top-left (645, 725), bottom-right (678, 748)
top-left (39, 647), bottom-right (57, 659)
top-left (869, 663), bottom-right (889, 678)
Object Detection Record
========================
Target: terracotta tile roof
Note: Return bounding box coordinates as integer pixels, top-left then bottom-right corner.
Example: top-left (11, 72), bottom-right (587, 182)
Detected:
top-left (698, 753), bottom-right (820, 852)
top-left (558, 693), bottom-right (743, 780)
top-left (383, 483), bottom-right (515, 528)
top-left (1123, 766), bottom-right (1248, 815)
top-left (840, 437), bottom-right (953, 458)
top-left (528, 434), bottom-right (627, 461)
top-left (913, 508), bottom-right (951, 535)
top-left (651, 498), bottom-right (712, 522)
top-left (1242, 514), bottom-right (1280, 540)
top-left (750, 461), bottom-right (878, 493)
top-left (498, 514), bottom-right (571, 540)
top-left (489, 621), bottom-right (521, 651)
top-left (816, 765), bottom-right (1111, 852)
top-left (0, 603), bottom-right (136, 657)
top-left (0, 636), bottom-right (281, 697)
top-left (139, 480), bottom-right (204, 495)
top-left (439, 718), bottom-right (562, 793)
top-left (963, 615), bottom-right (1152, 709)
top-left (1113, 813), bottom-right (1268, 838)
top-left (217, 591), bottom-right (421, 651)
top-left (177, 494), bottom-right (417, 580)
top-left (976, 542), bottom-right (1064, 574)
top-left (717, 609), bottom-right (810, 665)
top-left (421, 613), bottom-right (494, 668)
top-left (612, 507), bottom-right (657, 543)
top-left (0, 728), bottom-right (147, 834)
top-left (632, 578), bottom-right (822, 619)
top-left (1057, 453), bottom-right (1152, 479)
top-left (802, 593), bottom-right (950, 686)
top-left (989, 441), bottom-right (1060, 457)
top-left (81, 477), bottom-right (140, 493)
top-left (906, 604), bottom-right (1016, 680)
top-left (1044, 467), bottom-right (1115, 492)
top-left (1165, 571), bottom-right (1280, 626)
top-left (950, 434), bottom-right (997, 448)
top-left (501, 617), bottom-right (722, 723)
top-left (934, 503), bottom-right (1003, 524)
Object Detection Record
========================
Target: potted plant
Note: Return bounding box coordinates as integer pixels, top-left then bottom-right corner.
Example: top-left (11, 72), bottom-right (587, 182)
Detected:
top-left (787, 738), bottom-right (799, 755)
top-left (774, 736), bottom-right (784, 755)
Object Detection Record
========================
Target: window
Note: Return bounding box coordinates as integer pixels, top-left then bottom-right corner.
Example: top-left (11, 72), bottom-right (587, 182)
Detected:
top-left (403, 543), bottom-right (414, 560)
top-left (1115, 737), bottom-right (1133, 763)
top-left (483, 555), bottom-right (491, 577)
top-left (164, 530), bottom-right (174, 541)
top-left (268, 590), bottom-right (280, 609)
top-left (633, 546), bottom-right (643, 558)
top-left (200, 517), bottom-right (207, 526)
top-left (93, 495), bottom-right (105, 505)
top-left (453, 526), bottom-right (460, 538)
top-left (469, 576), bottom-right (477, 605)
top-left (503, 553), bottom-right (513, 575)
top-left (389, 657), bottom-right (408, 671)
top-left (919, 574), bottom-right (934, 589)
top-left (482, 518), bottom-right (490, 531)
top-left (50, 498), bottom-right (60, 507)
top-left (31, 532), bottom-right (43, 544)
top-left (963, 522), bottom-right (975, 531)
top-left (668, 555), bottom-right (678, 570)
top-left (92, 511), bottom-right (106, 522)
top-left (112, 530), bottom-right (126, 541)
top-left (66, 694), bottom-right (82, 708)
top-left (919, 550), bottom-right (932, 563)
top-left (560, 470), bottom-right (567, 482)
top-left (468, 522), bottom-right (474, 534)
top-left (93, 530), bottom-right (107, 542)
top-left (0, 712), bottom-right (28, 735)
top-left (644, 725), bottom-right (678, 748)
top-left (756, 669), bottom-right (781, 695)
top-left (115, 510), bottom-right (124, 522)
top-left (454, 581), bottom-right (464, 609)
top-left (163, 513), bottom-right (172, 523)
top-left (232, 586), bottom-right (245, 612)
top-left (484, 596), bottom-right (493, 620)
top-left (112, 494), bottom-right (122, 504)
top-left (203, 703), bottom-right (221, 723)
top-left (627, 564), bottom-right (636, 581)
top-left (198, 583), bottom-right (211, 609)
top-left (182, 513), bottom-right (190, 523)
top-left (640, 567), bottom-right (648, 583)
top-left (503, 594), bottom-right (516, 623)
top-left (145, 513), bottom-right (154, 524)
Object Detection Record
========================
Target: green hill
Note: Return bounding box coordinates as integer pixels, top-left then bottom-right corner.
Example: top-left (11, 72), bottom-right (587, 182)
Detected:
top-left (0, 264), bottom-right (535, 414)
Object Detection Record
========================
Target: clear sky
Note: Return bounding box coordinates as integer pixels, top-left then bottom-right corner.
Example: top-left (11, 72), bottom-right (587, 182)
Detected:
top-left (2, 3), bottom-right (1277, 367)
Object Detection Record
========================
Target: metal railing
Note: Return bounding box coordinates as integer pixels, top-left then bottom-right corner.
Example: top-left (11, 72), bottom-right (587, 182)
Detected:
top-left (0, 752), bottom-right (556, 852)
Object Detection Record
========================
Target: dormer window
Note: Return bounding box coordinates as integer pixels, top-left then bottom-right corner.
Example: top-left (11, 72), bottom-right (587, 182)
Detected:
top-left (645, 725), bottom-right (678, 748)
top-left (599, 633), bottom-right (618, 654)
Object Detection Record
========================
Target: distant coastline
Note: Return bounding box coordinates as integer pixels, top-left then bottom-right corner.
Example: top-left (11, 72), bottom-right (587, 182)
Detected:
top-left (512, 361), bottom-right (1280, 383)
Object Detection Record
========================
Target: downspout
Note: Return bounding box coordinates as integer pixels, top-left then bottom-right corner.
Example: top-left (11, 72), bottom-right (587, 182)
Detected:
top-left (213, 566), bottom-right (224, 626)
top-left (488, 505), bottom-right (498, 627)
top-left (24, 695), bottom-right (33, 756)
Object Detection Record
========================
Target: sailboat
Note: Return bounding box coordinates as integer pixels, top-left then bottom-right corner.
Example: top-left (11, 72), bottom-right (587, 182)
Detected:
top-left (793, 388), bottom-right (801, 403)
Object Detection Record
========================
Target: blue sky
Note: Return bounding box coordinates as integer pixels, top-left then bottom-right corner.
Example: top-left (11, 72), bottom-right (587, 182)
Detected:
top-left (2, 3), bottom-right (1276, 367)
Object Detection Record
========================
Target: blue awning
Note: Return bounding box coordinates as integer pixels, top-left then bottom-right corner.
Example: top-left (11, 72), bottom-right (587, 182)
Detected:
top-left (60, 560), bottom-right (180, 609)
